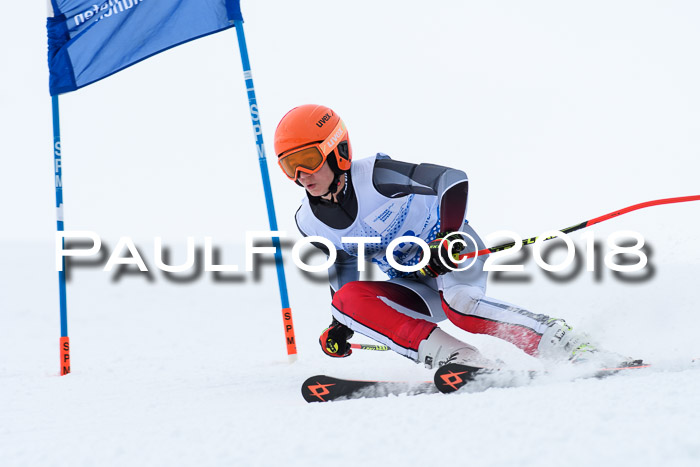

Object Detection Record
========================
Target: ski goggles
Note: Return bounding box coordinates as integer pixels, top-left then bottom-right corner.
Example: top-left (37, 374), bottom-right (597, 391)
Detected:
top-left (278, 120), bottom-right (347, 181)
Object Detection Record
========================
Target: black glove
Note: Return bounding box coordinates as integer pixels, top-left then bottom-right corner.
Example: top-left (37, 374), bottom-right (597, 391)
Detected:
top-left (418, 231), bottom-right (465, 278)
top-left (319, 318), bottom-right (354, 358)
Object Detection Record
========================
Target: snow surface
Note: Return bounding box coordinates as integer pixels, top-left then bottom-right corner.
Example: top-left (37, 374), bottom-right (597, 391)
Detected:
top-left (3, 1), bottom-right (700, 466)
top-left (3, 241), bottom-right (699, 467)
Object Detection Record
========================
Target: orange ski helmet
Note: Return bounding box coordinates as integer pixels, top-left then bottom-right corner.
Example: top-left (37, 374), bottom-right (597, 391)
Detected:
top-left (274, 105), bottom-right (352, 182)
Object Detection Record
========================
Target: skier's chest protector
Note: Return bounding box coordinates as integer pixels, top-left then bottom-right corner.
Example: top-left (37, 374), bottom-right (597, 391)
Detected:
top-left (296, 155), bottom-right (441, 276)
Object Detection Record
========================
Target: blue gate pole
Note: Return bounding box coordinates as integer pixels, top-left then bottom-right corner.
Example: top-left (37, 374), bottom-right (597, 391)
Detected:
top-left (233, 19), bottom-right (298, 361)
top-left (52, 95), bottom-right (71, 375)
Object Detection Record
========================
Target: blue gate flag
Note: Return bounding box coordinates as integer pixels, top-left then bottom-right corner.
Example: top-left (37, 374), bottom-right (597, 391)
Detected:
top-left (47, 0), bottom-right (242, 95)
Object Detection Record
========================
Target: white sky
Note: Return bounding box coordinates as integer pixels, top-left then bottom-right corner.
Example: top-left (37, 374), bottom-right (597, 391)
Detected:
top-left (1, 1), bottom-right (699, 249)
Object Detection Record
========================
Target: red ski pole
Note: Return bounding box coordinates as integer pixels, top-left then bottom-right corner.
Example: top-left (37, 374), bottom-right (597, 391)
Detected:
top-left (459, 195), bottom-right (700, 261)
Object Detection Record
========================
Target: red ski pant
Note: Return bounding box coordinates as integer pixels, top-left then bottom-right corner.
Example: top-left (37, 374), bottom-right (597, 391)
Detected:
top-left (331, 281), bottom-right (438, 361)
top-left (331, 278), bottom-right (550, 361)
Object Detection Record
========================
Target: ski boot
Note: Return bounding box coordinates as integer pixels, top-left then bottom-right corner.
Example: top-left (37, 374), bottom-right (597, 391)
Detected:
top-left (417, 328), bottom-right (493, 369)
top-left (539, 319), bottom-right (643, 368)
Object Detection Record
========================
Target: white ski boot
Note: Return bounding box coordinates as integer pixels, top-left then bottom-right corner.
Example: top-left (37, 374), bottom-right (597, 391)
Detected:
top-left (538, 319), bottom-right (640, 367)
top-left (417, 328), bottom-right (493, 369)
top-left (537, 318), bottom-right (594, 362)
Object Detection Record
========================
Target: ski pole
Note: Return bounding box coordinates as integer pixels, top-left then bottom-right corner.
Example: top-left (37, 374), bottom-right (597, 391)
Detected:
top-left (459, 195), bottom-right (700, 261)
top-left (350, 343), bottom-right (390, 351)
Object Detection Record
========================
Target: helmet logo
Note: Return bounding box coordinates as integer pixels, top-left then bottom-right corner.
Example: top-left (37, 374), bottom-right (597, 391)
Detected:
top-left (322, 122), bottom-right (346, 155)
top-left (316, 111), bottom-right (334, 128)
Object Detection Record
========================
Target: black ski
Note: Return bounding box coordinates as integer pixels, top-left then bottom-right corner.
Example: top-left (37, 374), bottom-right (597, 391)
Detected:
top-left (433, 360), bottom-right (650, 394)
top-left (301, 374), bottom-right (436, 403)
top-left (433, 363), bottom-right (491, 393)
top-left (302, 359), bottom-right (688, 402)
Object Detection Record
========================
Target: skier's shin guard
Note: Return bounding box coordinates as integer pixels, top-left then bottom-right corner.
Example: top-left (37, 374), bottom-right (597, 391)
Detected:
top-left (416, 327), bottom-right (491, 369)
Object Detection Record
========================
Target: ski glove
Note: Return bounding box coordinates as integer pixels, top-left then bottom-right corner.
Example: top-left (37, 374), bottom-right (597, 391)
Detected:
top-left (418, 231), bottom-right (466, 278)
top-left (319, 318), bottom-right (354, 358)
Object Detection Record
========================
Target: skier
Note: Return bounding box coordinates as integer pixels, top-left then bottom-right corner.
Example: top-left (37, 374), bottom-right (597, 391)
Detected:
top-left (274, 104), bottom-right (617, 370)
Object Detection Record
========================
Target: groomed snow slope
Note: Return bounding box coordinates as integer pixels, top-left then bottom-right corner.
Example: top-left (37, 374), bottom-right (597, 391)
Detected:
top-left (2, 240), bottom-right (699, 467)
